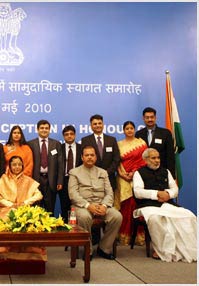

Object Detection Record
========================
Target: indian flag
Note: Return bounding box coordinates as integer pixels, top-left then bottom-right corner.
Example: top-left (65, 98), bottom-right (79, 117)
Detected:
top-left (165, 71), bottom-right (185, 189)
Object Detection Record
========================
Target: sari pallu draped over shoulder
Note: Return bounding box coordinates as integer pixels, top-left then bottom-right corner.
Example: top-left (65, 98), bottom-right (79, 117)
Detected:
top-left (115, 138), bottom-right (147, 208)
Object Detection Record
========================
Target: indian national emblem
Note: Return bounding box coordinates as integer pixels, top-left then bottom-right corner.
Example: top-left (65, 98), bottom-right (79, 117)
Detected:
top-left (0, 3), bottom-right (27, 66)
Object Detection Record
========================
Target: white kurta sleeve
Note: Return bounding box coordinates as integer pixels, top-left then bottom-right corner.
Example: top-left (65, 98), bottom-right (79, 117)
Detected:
top-left (133, 171), bottom-right (159, 200)
top-left (165, 170), bottom-right (178, 199)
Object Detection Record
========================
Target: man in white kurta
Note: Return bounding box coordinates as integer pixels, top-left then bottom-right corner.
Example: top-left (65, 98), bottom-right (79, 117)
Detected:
top-left (68, 145), bottom-right (122, 259)
top-left (133, 148), bottom-right (197, 263)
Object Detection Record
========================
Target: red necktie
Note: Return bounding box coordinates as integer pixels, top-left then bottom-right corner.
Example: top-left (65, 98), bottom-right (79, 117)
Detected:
top-left (67, 145), bottom-right (73, 173)
top-left (41, 139), bottom-right (48, 168)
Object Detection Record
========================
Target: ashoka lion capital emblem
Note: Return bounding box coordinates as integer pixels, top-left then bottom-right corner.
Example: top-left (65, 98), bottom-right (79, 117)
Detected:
top-left (0, 3), bottom-right (27, 66)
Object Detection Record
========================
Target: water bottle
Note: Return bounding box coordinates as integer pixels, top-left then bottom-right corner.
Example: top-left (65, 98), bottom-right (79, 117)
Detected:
top-left (69, 207), bottom-right (77, 225)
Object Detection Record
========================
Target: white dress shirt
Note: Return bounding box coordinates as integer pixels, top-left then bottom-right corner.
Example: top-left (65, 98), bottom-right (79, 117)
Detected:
top-left (94, 133), bottom-right (104, 147)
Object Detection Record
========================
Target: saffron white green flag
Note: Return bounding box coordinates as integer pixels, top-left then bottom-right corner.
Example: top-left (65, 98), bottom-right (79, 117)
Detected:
top-left (165, 71), bottom-right (185, 189)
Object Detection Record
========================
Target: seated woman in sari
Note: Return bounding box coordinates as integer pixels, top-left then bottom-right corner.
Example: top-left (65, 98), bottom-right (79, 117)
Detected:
top-left (114, 121), bottom-right (147, 245)
top-left (0, 155), bottom-right (46, 261)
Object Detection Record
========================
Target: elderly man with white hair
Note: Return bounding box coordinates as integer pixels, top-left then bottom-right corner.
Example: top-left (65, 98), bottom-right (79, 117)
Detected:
top-left (133, 148), bottom-right (197, 263)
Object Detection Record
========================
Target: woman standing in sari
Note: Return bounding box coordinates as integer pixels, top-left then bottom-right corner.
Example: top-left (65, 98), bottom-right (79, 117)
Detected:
top-left (3, 125), bottom-right (33, 177)
top-left (114, 121), bottom-right (147, 245)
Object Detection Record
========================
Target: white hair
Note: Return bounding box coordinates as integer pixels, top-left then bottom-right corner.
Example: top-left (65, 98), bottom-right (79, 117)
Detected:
top-left (142, 148), bottom-right (159, 160)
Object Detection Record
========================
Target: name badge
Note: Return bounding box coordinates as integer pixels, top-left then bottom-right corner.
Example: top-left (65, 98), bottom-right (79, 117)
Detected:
top-left (155, 138), bottom-right (162, 144)
top-left (106, 147), bottom-right (113, 152)
top-left (51, 149), bottom-right (58, 155)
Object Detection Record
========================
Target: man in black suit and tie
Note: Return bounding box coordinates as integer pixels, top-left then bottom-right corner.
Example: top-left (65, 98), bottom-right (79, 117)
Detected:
top-left (61, 125), bottom-right (82, 222)
top-left (135, 107), bottom-right (175, 178)
top-left (28, 119), bottom-right (64, 215)
top-left (81, 114), bottom-right (120, 191)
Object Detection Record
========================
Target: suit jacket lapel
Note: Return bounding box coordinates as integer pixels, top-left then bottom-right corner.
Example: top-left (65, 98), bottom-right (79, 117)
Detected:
top-left (143, 128), bottom-right (149, 144)
top-left (76, 144), bottom-right (82, 164)
top-left (62, 144), bottom-right (66, 166)
top-left (48, 138), bottom-right (53, 156)
top-left (103, 134), bottom-right (109, 155)
top-left (91, 134), bottom-right (98, 147)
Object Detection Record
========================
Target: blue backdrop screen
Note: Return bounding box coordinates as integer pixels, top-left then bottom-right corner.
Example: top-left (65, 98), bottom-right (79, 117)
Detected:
top-left (0, 2), bottom-right (197, 213)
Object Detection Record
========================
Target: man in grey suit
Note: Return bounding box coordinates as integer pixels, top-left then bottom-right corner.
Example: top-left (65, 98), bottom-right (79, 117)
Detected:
top-left (81, 114), bottom-right (120, 190)
top-left (68, 146), bottom-right (122, 260)
top-left (61, 125), bottom-right (82, 223)
top-left (28, 119), bottom-right (64, 215)
top-left (135, 107), bottom-right (175, 178)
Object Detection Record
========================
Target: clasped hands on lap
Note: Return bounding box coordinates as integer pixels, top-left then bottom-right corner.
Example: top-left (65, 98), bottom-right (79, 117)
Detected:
top-left (157, 190), bottom-right (170, 203)
top-left (87, 203), bottom-right (107, 217)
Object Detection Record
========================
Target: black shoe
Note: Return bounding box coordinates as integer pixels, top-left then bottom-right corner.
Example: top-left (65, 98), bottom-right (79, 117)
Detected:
top-left (97, 247), bottom-right (115, 260)
top-left (65, 246), bottom-right (68, 251)
top-left (92, 237), bottom-right (100, 246)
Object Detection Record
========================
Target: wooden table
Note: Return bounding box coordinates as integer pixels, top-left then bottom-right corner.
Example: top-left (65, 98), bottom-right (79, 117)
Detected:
top-left (0, 226), bottom-right (90, 282)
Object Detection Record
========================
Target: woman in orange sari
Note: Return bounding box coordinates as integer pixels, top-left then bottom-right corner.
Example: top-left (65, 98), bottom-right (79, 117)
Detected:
top-left (0, 156), bottom-right (46, 261)
top-left (3, 125), bottom-right (33, 177)
top-left (114, 121), bottom-right (147, 245)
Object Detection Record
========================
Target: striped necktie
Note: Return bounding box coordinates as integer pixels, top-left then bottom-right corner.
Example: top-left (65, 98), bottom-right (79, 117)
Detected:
top-left (97, 136), bottom-right (103, 159)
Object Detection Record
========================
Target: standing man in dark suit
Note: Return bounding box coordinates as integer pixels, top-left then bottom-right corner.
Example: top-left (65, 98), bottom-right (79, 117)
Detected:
top-left (61, 125), bottom-right (82, 222)
top-left (0, 143), bottom-right (5, 177)
top-left (28, 119), bottom-right (64, 215)
top-left (135, 107), bottom-right (175, 178)
top-left (81, 114), bottom-right (120, 191)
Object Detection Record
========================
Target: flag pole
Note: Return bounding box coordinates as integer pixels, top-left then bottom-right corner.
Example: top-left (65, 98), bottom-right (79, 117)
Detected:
top-left (165, 71), bottom-right (185, 203)
top-left (165, 70), bottom-right (178, 203)
top-left (165, 70), bottom-right (176, 150)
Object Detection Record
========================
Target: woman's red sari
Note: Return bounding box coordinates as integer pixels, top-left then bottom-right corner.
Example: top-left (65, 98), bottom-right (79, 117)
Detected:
top-left (114, 138), bottom-right (147, 245)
